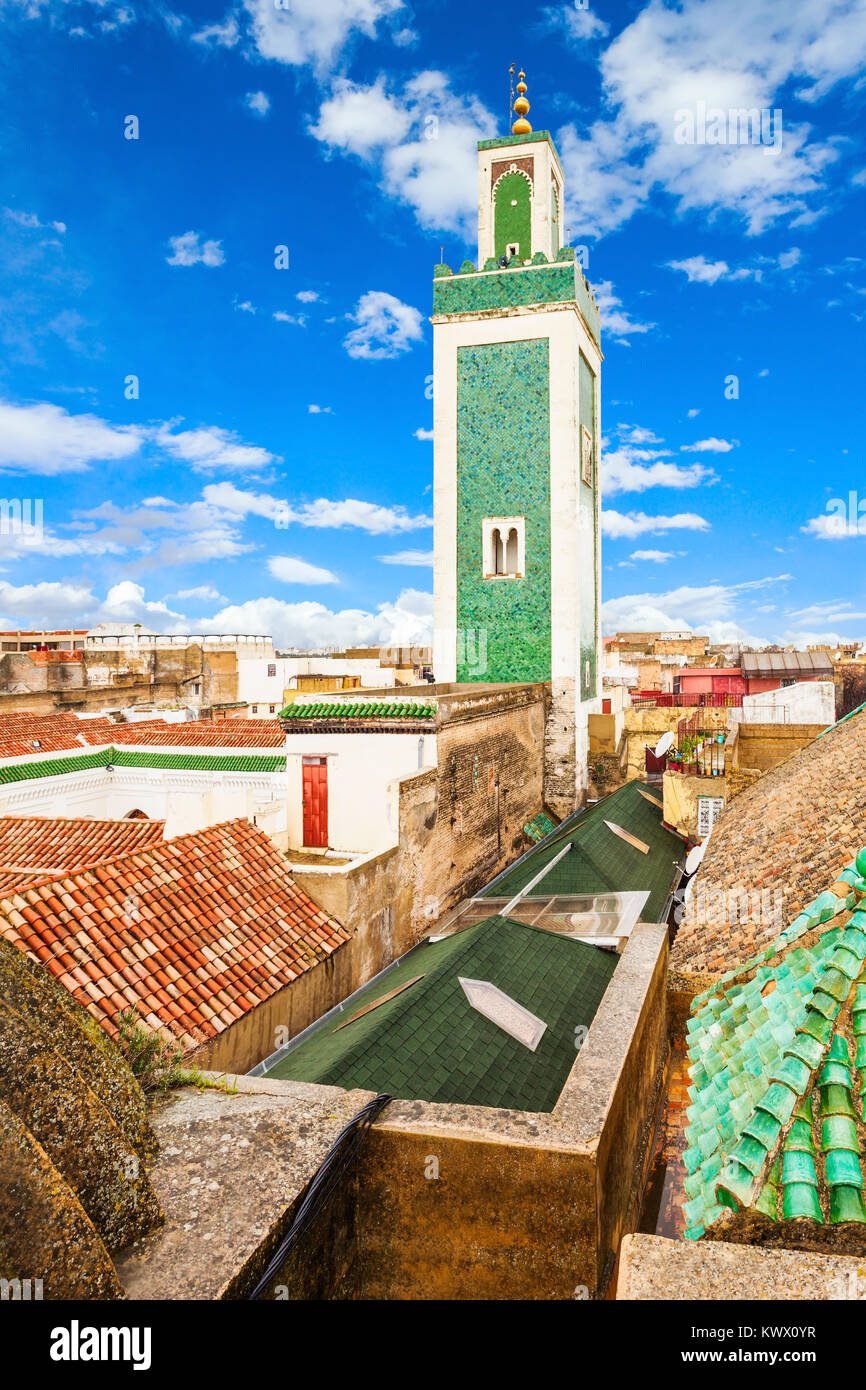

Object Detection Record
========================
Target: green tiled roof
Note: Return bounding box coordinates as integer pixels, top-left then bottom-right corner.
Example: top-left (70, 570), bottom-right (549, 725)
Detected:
top-left (0, 745), bottom-right (286, 784)
top-left (484, 780), bottom-right (683, 922)
top-left (280, 701), bottom-right (436, 721)
top-left (265, 915), bottom-right (618, 1113)
top-left (682, 848), bottom-right (866, 1239)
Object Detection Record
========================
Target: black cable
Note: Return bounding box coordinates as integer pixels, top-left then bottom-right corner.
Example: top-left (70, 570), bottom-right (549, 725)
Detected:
top-left (247, 1092), bottom-right (392, 1300)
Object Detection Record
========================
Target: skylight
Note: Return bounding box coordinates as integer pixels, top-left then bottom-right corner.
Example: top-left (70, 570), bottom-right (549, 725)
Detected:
top-left (458, 976), bottom-right (547, 1051)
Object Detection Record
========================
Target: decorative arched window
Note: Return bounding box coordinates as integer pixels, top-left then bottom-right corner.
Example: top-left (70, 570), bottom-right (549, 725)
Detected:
top-left (482, 517), bottom-right (525, 578)
top-left (493, 169), bottom-right (532, 263)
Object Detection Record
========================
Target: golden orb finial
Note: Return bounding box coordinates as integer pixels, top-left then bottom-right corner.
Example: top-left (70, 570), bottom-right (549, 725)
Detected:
top-left (511, 69), bottom-right (532, 136)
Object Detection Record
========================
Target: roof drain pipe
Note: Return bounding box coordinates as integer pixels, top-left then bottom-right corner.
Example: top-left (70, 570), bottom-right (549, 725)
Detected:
top-left (501, 841), bottom-right (573, 918)
top-left (247, 1092), bottom-right (392, 1300)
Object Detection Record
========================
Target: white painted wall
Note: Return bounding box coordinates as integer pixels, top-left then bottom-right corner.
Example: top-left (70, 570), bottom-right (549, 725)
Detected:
top-left (237, 656), bottom-right (395, 712)
top-left (0, 758), bottom-right (286, 839)
top-left (736, 680), bottom-right (836, 726)
top-left (285, 732), bottom-right (437, 853)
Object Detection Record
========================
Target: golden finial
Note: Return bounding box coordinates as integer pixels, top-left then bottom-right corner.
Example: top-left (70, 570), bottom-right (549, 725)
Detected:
top-left (511, 70), bottom-right (532, 136)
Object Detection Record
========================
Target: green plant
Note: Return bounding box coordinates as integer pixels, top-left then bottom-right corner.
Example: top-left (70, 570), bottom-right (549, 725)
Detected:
top-left (116, 1008), bottom-right (188, 1095)
top-left (116, 1009), bottom-right (239, 1097)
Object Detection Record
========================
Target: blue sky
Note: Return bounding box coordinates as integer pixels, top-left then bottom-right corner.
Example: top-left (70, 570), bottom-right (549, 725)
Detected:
top-left (0, 0), bottom-right (865, 649)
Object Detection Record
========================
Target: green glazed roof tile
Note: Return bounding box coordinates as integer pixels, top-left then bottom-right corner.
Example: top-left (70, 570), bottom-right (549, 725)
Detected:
top-left (782, 1183), bottom-right (823, 1222)
top-left (743, 1109), bottom-right (781, 1148)
top-left (819, 1084), bottom-right (856, 1119)
top-left (800, 1011), bottom-right (834, 1045)
top-left (785, 1118), bottom-right (816, 1152)
top-left (821, 969), bottom-right (854, 1002)
top-left (829, 1186), bottom-right (866, 1224)
top-left (827, 1033), bottom-right (852, 1062)
top-left (757, 1083), bottom-right (798, 1125)
top-left (822, 1114), bottom-right (859, 1151)
top-left (810, 990), bottom-right (842, 1021)
top-left (717, 1161), bottom-right (757, 1210)
top-left (817, 1060), bottom-right (853, 1088)
top-left (781, 1149), bottom-right (818, 1186)
top-left (831, 947), bottom-right (863, 981)
top-left (729, 1134), bottom-right (770, 1178)
top-left (754, 1181), bottom-right (778, 1221)
top-left (785, 1034), bottom-right (825, 1069)
top-left (770, 1055), bottom-right (812, 1093)
top-left (826, 1149), bottom-right (864, 1188)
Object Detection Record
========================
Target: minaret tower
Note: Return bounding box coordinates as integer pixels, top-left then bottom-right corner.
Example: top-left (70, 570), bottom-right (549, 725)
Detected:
top-left (432, 72), bottom-right (602, 815)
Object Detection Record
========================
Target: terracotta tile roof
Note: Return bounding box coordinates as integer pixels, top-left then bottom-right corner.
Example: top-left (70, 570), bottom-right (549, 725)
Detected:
top-left (0, 818), bottom-right (350, 1052)
top-left (85, 719), bottom-right (286, 748)
top-left (671, 708), bottom-right (866, 977)
top-left (0, 713), bottom-right (117, 759)
top-left (0, 815), bottom-right (165, 894)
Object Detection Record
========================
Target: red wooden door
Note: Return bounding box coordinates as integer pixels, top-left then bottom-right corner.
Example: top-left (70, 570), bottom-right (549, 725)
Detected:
top-left (302, 757), bottom-right (328, 847)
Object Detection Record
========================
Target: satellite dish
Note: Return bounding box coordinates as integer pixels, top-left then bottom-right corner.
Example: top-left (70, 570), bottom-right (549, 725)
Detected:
top-left (683, 877), bottom-right (695, 904)
top-left (685, 842), bottom-right (705, 875)
top-left (654, 731), bottom-right (675, 758)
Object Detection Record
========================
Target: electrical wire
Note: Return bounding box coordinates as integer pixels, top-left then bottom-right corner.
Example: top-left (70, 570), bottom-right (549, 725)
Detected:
top-left (247, 1092), bottom-right (392, 1300)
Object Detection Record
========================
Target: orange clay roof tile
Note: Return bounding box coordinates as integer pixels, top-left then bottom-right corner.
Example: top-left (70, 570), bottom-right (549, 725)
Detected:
top-left (0, 816), bottom-right (350, 1053)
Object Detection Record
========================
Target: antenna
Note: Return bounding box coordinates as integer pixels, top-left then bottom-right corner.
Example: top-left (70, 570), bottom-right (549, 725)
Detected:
top-left (509, 63), bottom-right (515, 130)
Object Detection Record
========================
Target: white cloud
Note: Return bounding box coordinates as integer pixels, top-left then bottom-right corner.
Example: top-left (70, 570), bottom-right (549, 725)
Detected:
top-left (667, 256), bottom-right (730, 284)
top-left (630, 549), bottom-right (676, 562)
top-left (273, 310), bottom-right (306, 325)
top-left (592, 280), bottom-right (654, 343)
top-left (555, 0), bottom-right (859, 238)
top-left (0, 398), bottom-right (141, 474)
top-left (268, 555), bottom-right (339, 584)
top-left (548, 0), bottom-right (610, 42)
top-left (191, 16), bottom-right (239, 46)
top-left (602, 574), bottom-right (791, 643)
top-left (235, 299), bottom-right (256, 313)
top-left (377, 549), bottom-right (434, 566)
top-left (687, 408), bottom-right (701, 418)
top-left (296, 290), bottom-right (319, 303)
top-left (413, 427), bottom-right (433, 441)
top-left (680, 437), bottom-right (738, 453)
top-left (243, 0), bottom-right (403, 70)
top-left (0, 578), bottom-right (182, 629)
top-left (174, 584), bottom-right (226, 601)
top-left (194, 586), bottom-right (432, 648)
top-left (802, 508), bottom-right (862, 539)
top-left (603, 447), bottom-right (715, 495)
top-left (202, 482), bottom-right (431, 533)
top-left (308, 404), bottom-right (333, 414)
top-left (312, 72), bottom-right (497, 234)
top-left (3, 207), bottom-right (66, 234)
top-left (154, 423), bottom-right (277, 472)
top-left (165, 231), bottom-right (225, 267)
top-left (602, 510), bottom-right (711, 538)
top-left (344, 290), bottom-right (423, 360)
top-left (244, 90), bottom-right (270, 117)
top-left (778, 246), bottom-right (802, 269)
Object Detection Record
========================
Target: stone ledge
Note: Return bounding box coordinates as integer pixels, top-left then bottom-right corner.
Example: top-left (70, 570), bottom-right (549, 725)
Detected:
top-left (617, 1232), bottom-right (866, 1300)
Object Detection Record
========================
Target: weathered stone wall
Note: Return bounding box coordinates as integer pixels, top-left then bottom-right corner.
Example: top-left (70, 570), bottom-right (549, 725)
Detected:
top-left (729, 721), bottom-right (824, 772)
top-left (663, 772), bottom-right (727, 839)
top-left (544, 676), bottom-right (576, 820)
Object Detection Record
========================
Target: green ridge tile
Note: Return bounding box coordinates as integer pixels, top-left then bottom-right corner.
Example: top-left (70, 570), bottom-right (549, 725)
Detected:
top-left (822, 1114), bottom-right (859, 1150)
top-left (742, 1110), bottom-right (781, 1148)
top-left (829, 1186), bottom-right (866, 1223)
top-left (782, 1184), bottom-right (824, 1221)
top-left (771, 1055), bottom-right (812, 1093)
top-left (818, 1060), bottom-right (854, 1087)
top-left (785, 1034), bottom-right (825, 1069)
top-left (810, 990), bottom-right (842, 1021)
top-left (728, 1134), bottom-right (770, 1178)
top-left (799, 1011), bottom-right (834, 1045)
top-left (785, 1119), bottom-right (816, 1152)
top-left (826, 1150), bottom-right (864, 1187)
top-left (781, 1149), bottom-right (818, 1186)
top-left (819, 1084), bottom-right (856, 1119)
top-left (757, 1083), bottom-right (798, 1125)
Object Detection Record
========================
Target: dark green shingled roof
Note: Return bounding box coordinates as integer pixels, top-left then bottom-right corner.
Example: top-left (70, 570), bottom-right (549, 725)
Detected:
top-left (484, 780), bottom-right (683, 921)
top-left (0, 746), bottom-right (286, 784)
top-left (265, 915), bottom-right (618, 1112)
top-left (280, 701), bottom-right (436, 721)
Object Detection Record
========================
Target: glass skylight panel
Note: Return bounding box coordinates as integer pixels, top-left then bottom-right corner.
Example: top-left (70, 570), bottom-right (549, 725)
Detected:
top-left (458, 976), bottom-right (547, 1051)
